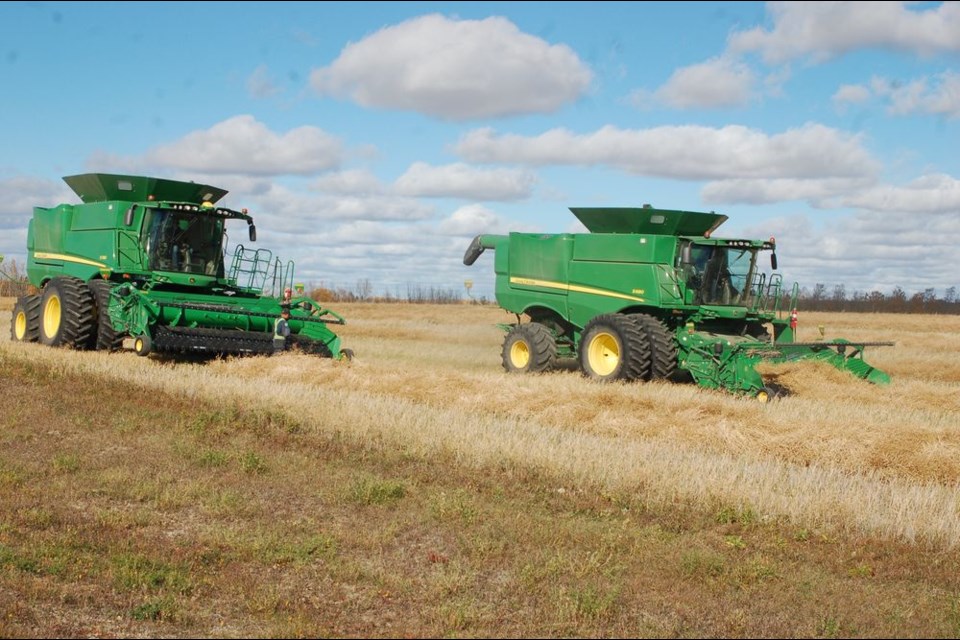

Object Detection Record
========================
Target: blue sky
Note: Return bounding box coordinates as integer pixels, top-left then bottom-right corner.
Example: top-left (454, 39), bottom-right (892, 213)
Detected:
top-left (1, 1), bottom-right (958, 300)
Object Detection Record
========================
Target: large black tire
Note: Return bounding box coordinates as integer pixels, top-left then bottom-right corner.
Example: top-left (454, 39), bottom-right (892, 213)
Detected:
top-left (38, 277), bottom-right (95, 348)
top-left (501, 323), bottom-right (557, 374)
top-left (631, 314), bottom-right (678, 380)
top-left (10, 295), bottom-right (41, 342)
top-left (578, 314), bottom-right (651, 382)
top-left (86, 280), bottom-right (124, 351)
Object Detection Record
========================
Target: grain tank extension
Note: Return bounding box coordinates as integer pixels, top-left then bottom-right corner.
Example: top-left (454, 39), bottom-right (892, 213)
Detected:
top-left (464, 206), bottom-right (892, 400)
top-left (10, 173), bottom-right (350, 359)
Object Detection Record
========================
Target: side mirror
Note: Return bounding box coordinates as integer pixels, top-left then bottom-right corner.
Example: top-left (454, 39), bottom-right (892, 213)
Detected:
top-left (771, 252), bottom-right (778, 271)
top-left (248, 224), bottom-right (257, 242)
top-left (124, 205), bottom-right (136, 226)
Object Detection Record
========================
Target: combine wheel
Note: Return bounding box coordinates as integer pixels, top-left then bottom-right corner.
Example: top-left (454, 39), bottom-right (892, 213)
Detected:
top-left (133, 334), bottom-right (152, 357)
top-left (755, 386), bottom-right (782, 403)
top-left (631, 314), bottom-right (678, 380)
top-left (340, 348), bottom-right (355, 361)
top-left (39, 276), bottom-right (95, 348)
top-left (10, 295), bottom-right (41, 342)
top-left (87, 280), bottom-right (124, 351)
top-left (501, 323), bottom-right (557, 374)
top-left (578, 314), bottom-right (650, 382)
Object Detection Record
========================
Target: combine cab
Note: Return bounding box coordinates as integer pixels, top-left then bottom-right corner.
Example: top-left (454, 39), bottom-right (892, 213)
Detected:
top-left (464, 206), bottom-right (892, 400)
top-left (10, 173), bottom-right (350, 359)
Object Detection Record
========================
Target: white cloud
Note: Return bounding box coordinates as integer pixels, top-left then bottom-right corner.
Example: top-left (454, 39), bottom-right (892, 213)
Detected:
top-left (244, 181), bottom-right (434, 229)
top-left (251, 216), bottom-right (502, 296)
top-left (754, 210), bottom-right (960, 295)
top-left (729, 1), bottom-right (960, 64)
top-left (0, 228), bottom-right (28, 273)
top-left (135, 115), bottom-right (344, 177)
top-left (322, 220), bottom-right (423, 245)
top-left (309, 14), bottom-right (592, 120)
top-left (455, 123), bottom-right (879, 180)
top-left (654, 57), bottom-right (756, 109)
top-left (702, 177), bottom-right (875, 206)
top-left (246, 65), bottom-right (281, 99)
top-left (312, 169), bottom-right (385, 195)
top-left (830, 72), bottom-right (960, 118)
top-left (876, 71), bottom-right (960, 119)
top-left (0, 175), bottom-right (73, 222)
top-left (437, 204), bottom-right (503, 236)
top-left (705, 171), bottom-right (960, 215)
top-left (833, 173), bottom-right (960, 214)
top-left (832, 83), bottom-right (872, 105)
top-left (394, 162), bottom-right (536, 200)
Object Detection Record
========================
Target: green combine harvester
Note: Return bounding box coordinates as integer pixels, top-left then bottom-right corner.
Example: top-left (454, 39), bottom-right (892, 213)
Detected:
top-left (464, 206), bottom-right (892, 401)
top-left (10, 173), bottom-right (350, 359)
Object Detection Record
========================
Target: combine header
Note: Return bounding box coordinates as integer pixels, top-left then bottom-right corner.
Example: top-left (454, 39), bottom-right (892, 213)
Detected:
top-left (464, 206), bottom-right (892, 401)
top-left (10, 173), bottom-right (350, 359)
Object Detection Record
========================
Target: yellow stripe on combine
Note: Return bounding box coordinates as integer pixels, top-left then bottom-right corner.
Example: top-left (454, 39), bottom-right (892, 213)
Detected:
top-left (509, 276), bottom-right (645, 303)
top-left (34, 252), bottom-right (108, 269)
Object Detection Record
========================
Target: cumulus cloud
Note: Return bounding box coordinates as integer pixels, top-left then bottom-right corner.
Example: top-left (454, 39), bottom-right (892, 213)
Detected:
top-left (741, 172), bottom-right (960, 294)
top-left (197, 180), bottom-right (455, 292)
top-left (729, 1), bottom-right (960, 64)
top-left (874, 71), bottom-right (960, 119)
top-left (832, 173), bottom-right (960, 214)
top-left (832, 83), bottom-right (872, 106)
top-left (753, 209), bottom-right (960, 295)
top-left (394, 162), bottom-right (536, 200)
top-left (322, 220), bottom-right (423, 245)
top-left (250, 213), bottom-right (513, 297)
top-left (310, 13), bottom-right (592, 120)
top-left (103, 115), bottom-right (345, 177)
top-left (0, 228), bottom-right (29, 277)
top-left (437, 204), bottom-right (504, 236)
top-left (455, 123), bottom-right (880, 180)
top-left (702, 177), bottom-right (876, 206)
top-left (0, 175), bottom-right (73, 222)
top-left (830, 72), bottom-right (960, 119)
top-left (312, 169), bottom-right (385, 195)
top-left (243, 181), bottom-right (434, 230)
top-left (654, 57), bottom-right (756, 109)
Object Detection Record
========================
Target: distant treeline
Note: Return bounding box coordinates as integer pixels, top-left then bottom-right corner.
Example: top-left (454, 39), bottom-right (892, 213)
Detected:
top-left (309, 280), bottom-right (482, 305)
top-left (0, 259), bottom-right (29, 297)
top-left (794, 284), bottom-right (960, 315)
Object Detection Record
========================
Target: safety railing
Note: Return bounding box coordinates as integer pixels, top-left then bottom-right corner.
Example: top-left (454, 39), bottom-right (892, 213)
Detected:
top-left (228, 245), bottom-right (295, 299)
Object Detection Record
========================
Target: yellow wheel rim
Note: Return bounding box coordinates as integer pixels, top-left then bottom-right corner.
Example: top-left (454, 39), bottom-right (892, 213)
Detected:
top-left (43, 295), bottom-right (61, 340)
top-left (587, 331), bottom-right (620, 376)
top-left (14, 311), bottom-right (27, 340)
top-left (135, 337), bottom-right (144, 352)
top-left (756, 390), bottom-right (770, 403)
top-left (510, 340), bottom-right (530, 369)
